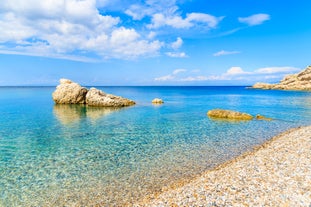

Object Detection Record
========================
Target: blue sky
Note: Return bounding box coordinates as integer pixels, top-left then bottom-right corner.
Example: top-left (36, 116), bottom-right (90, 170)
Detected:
top-left (0, 0), bottom-right (310, 86)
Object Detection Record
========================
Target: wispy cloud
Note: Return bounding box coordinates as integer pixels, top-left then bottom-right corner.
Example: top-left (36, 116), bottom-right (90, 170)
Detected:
top-left (155, 69), bottom-right (209, 82)
top-left (155, 69), bottom-right (187, 81)
top-left (154, 66), bottom-right (300, 83)
top-left (125, 0), bottom-right (223, 30)
top-left (125, 0), bottom-right (178, 20)
top-left (238, 14), bottom-right (270, 26)
top-left (213, 50), bottom-right (240, 56)
top-left (148, 13), bottom-right (223, 29)
top-left (171, 37), bottom-right (183, 50)
top-left (173, 69), bottom-right (187, 74)
top-left (165, 52), bottom-right (188, 58)
top-left (180, 76), bottom-right (209, 81)
top-left (210, 66), bottom-right (300, 81)
top-left (165, 37), bottom-right (187, 58)
top-left (255, 67), bottom-right (299, 74)
top-left (0, 49), bottom-right (98, 63)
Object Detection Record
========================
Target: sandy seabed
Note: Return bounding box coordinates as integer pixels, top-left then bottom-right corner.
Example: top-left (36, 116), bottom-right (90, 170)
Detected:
top-left (136, 126), bottom-right (311, 207)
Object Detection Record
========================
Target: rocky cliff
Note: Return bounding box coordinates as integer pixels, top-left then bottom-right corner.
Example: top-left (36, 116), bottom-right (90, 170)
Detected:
top-left (252, 66), bottom-right (311, 91)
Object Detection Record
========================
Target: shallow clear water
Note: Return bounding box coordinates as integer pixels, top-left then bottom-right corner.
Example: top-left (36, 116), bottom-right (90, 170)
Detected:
top-left (0, 86), bottom-right (310, 206)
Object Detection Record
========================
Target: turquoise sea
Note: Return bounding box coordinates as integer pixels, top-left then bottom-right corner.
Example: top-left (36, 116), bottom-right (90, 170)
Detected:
top-left (0, 86), bottom-right (310, 206)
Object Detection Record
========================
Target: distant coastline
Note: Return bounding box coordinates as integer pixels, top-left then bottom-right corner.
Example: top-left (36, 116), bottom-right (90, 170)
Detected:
top-left (251, 66), bottom-right (311, 91)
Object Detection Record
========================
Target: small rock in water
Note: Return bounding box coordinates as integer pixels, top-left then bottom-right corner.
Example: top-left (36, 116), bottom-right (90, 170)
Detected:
top-left (152, 98), bottom-right (164, 104)
top-left (256, 114), bottom-right (272, 121)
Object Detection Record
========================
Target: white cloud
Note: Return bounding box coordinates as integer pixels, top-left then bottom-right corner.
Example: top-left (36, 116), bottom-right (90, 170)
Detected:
top-left (96, 0), bottom-right (110, 7)
top-left (213, 50), bottom-right (240, 56)
top-left (125, 0), bottom-right (178, 20)
top-left (154, 74), bottom-right (175, 81)
top-left (180, 76), bottom-right (209, 81)
top-left (154, 69), bottom-right (187, 81)
top-left (155, 69), bottom-right (187, 81)
top-left (225, 67), bottom-right (251, 75)
top-left (238, 14), bottom-right (270, 26)
top-left (148, 12), bottom-right (223, 29)
top-left (147, 31), bottom-right (157, 39)
top-left (155, 66), bottom-right (300, 83)
top-left (125, 4), bottom-right (154, 20)
top-left (155, 69), bottom-right (210, 82)
top-left (186, 13), bottom-right (222, 28)
top-left (255, 67), bottom-right (300, 74)
top-left (209, 66), bottom-right (300, 81)
top-left (165, 52), bottom-right (187, 58)
top-left (171, 37), bottom-right (183, 50)
top-left (166, 37), bottom-right (186, 58)
top-left (173, 69), bottom-right (187, 74)
top-left (0, 0), bottom-right (164, 60)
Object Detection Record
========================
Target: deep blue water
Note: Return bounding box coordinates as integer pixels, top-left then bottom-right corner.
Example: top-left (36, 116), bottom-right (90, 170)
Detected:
top-left (0, 86), bottom-right (310, 206)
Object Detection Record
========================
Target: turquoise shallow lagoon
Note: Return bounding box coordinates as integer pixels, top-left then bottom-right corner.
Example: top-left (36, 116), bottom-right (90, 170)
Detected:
top-left (0, 86), bottom-right (310, 206)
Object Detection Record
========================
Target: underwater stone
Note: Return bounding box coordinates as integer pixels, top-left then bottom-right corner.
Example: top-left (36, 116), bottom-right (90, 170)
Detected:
top-left (207, 109), bottom-right (253, 120)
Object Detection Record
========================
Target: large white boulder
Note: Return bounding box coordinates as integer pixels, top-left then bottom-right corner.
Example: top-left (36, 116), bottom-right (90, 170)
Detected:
top-left (52, 79), bottom-right (88, 104)
top-left (86, 88), bottom-right (136, 107)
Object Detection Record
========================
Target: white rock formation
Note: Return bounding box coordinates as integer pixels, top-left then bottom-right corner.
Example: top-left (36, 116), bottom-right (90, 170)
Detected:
top-left (52, 79), bottom-right (88, 104)
top-left (52, 79), bottom-right (136, 107)
top-left (85, 88), bottom-right (135, 107)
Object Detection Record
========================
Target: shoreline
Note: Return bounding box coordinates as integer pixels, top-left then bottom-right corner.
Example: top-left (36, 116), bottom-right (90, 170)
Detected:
top-left (135, 126), bottom-right (311, 206)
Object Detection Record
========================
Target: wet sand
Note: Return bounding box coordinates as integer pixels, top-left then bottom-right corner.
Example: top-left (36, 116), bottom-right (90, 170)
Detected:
top-left (136, 126), bottom-right (311, 206)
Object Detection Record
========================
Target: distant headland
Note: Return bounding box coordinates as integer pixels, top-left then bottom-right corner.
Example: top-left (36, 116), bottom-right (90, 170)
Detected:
top-left (251, 65), bottom-right (311, 91)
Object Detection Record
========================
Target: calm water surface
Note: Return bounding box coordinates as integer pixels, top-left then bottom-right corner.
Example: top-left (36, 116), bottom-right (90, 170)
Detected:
top-left (0, 86), bottom-right (310, 206)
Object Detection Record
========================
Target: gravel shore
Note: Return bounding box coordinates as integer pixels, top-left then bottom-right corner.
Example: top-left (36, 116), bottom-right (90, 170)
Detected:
top-left (136, 126), bottom-right (311, 206)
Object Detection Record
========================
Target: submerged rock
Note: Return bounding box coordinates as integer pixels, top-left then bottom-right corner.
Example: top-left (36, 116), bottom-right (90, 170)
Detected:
top-left (86, 88), bottom-right (136, 107)
top-left (256, 114), bottom-right (273, 121)
top-left (251, 66), bottom-right (311, 91)
top-left (152, 98), bottom-right (164, 104)
top-left (52, 79), bottom-right (88, 104)
top-left (52, 79), bottom-right (136, 107)
top-left (207, 109), bottom-right (253, 120)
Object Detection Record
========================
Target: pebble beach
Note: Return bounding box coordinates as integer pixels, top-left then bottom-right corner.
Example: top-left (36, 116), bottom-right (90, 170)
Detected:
top-left (137, 126), bottom-right (311, 207)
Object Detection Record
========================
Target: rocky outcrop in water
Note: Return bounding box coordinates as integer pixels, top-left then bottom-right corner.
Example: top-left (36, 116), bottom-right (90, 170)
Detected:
top-left (86, 88), bottom-right (135, 107)
top-left (256, 114), bottom-right (272, 121)
top-left (252, 66), bottom-right (311, 91)
top-left (52, 79), bottom-right (88, 104)
top-left (207, 109), bottom-right (253, 120)
top-left (52, 79), bottom-right (136, 107)
top-left (152, 98), bottom-right (164, 104)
